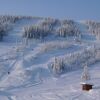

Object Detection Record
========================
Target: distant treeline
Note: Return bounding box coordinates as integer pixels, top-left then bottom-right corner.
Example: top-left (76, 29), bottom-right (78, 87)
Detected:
top-left (0, 15), bottom-right (42, 41)
top-left (22, 18), bottom-right (81, 39)
top-left (0, 15), bottom-right (100, 41)
top-left (84, 20), bottom-right (100, 40)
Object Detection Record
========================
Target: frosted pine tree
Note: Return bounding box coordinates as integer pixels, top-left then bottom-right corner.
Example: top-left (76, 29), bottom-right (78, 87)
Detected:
top-left (81, 64), bottom-right (91, 83)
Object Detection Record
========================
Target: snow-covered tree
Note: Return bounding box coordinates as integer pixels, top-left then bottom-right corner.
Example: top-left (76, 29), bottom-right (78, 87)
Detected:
top-left (22, 25), bottom-right (51, 39)
top-left (51, 57), bottom-right (65, 75)
top-left (0, 30), bottom-right (3, 41)
top-left (85, 20), bottom-right (100, 40)
top-left (0, 15), bottom-right (22, 41)
top-left (81, 64), bottom-right (91, 83)
top-left (56, 20), bottom-right (81, 37)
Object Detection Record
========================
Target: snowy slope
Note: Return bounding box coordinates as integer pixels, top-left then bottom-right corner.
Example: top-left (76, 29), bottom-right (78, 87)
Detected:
top-left (0, 63), bottom-right (100, 100)
top-left (0, 17), bottom-right (100, 100)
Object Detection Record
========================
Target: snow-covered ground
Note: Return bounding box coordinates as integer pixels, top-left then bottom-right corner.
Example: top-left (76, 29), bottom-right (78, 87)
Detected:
top-left (0, 18), bottom-right (100, 100)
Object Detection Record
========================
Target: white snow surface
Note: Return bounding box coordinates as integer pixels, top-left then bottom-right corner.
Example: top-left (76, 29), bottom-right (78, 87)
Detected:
top-left (0, 18), bottom-right (100, 100)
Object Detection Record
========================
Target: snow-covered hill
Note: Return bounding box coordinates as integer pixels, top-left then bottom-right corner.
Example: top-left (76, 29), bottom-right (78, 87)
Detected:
top-left (0, 16), bottom-right (100, 100)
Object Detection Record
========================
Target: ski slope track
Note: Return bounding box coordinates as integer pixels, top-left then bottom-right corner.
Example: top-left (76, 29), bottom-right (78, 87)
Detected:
top-left (0, 17), bottom-right (100, 100)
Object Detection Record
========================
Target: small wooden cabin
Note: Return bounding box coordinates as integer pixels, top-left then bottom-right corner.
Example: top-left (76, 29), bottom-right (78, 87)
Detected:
top-left (81, 83), bottom-right (93, 91)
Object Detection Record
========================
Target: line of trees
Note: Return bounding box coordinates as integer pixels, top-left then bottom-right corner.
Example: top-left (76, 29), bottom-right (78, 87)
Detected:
top-left (56, 19), bottom-right (81, 37)
top-left (0, 15), bottom-right (22, 41)
top-left (22, 25), bottom-right (51, 39)
top-left (22, 18), bottom-right (81, 40)
top-left (22, 18), bottom-right (60, 39)
top-left (49, 45), bottom-right (100, 76)
top-left (85, 20), bottom-right (100, 40)
top-left (0, 15), bottom-right (44, 41)
top-left (51, 57), bottom-right (65, 75)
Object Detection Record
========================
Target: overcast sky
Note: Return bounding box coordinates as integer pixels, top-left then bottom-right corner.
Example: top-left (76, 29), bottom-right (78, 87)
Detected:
top-left (0, 0), bottom-right (99, 20)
